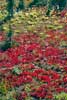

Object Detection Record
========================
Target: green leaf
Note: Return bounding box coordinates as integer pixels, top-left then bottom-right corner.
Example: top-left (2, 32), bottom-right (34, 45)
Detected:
top-left (12, 67), bottom-right (22, 75)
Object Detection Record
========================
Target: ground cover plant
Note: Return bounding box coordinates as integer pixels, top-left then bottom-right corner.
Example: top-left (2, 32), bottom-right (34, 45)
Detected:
top-left (0, 0), bottom-right (67, 100)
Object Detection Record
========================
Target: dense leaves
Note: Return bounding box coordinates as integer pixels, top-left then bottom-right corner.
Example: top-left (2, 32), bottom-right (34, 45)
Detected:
top-left (0, 2), bottom-right (67, 100)
top-left (0, 29), bottom-right (67, 99)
